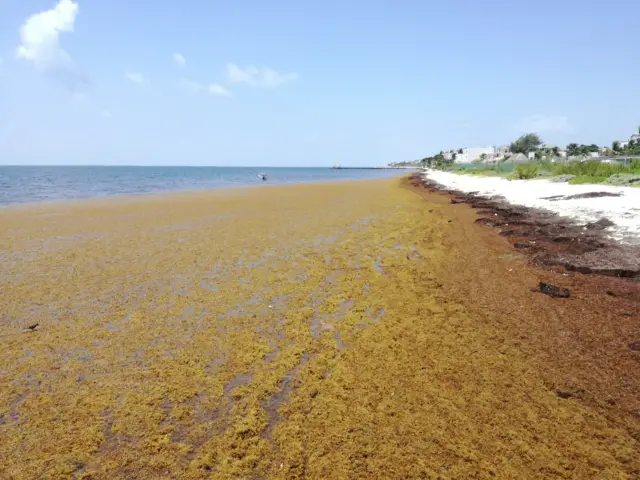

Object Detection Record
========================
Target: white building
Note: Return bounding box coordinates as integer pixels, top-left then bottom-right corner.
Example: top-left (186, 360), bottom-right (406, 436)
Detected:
top-left (454, 146), bottom-right (496, 164)
top-left (496, 145), bottom-right (511, 159)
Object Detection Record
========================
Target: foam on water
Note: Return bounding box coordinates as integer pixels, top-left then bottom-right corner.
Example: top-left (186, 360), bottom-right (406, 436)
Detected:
top-left (425, 171), bottom-right (640, 245)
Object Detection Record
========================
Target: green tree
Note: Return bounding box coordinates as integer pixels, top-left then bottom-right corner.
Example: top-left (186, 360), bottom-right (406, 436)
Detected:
top-left (612, 141), bottom-right (621, 152)
top-left (552, 146), bottom-right (560, 156)
top-left (578, 145), bottom-right (590, 156)
top-left (458, 148), bottom-right (463, 154)
top-left (566, 143), bottom-right (580, 156)
top-left (509, 133), bottom-right (542, 154)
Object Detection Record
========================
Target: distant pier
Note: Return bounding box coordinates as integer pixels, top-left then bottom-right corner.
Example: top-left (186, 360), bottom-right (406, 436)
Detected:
top-left (332, 166), bottom-right (419, 170)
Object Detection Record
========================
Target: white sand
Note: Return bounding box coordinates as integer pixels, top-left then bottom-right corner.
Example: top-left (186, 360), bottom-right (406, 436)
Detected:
top-left (424, 171), bottom-right (640, 245)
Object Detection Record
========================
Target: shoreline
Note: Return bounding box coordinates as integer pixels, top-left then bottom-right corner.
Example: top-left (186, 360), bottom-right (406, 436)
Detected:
top-left (422, 169), bottom-right (640, 245)
top-left (2, 176), bottom-right (639, 478)
top-left (0, 174), bottom-right (404, 212)
top-left (413, 173), bottom-right (640, 279)
top-left (0, 166), bottom-right (406, 209)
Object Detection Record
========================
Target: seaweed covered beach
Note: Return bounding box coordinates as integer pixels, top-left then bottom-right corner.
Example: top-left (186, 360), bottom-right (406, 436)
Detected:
top-left (1, 177), bottom-right (639, 479)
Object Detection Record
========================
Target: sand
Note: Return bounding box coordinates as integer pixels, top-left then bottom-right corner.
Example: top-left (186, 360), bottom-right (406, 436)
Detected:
top-left (424, 170), bottom-right (640, 245)
top-left (1, 178), bottom-right (639, 479)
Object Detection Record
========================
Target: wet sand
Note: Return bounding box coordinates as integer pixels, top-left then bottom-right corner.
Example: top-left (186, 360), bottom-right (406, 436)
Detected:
top-left (1, 178), bottom-right (639, 479)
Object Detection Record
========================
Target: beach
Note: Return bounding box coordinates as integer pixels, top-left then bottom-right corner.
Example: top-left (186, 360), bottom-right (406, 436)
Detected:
top-left (1, 177), bottom-right (639, 479)
top-left (425, 170), bottom-right (640, 245)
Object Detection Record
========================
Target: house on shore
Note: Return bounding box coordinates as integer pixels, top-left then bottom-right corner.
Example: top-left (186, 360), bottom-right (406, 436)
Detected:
top-left (495, 145), bottom-right (511, 159)
top-left (540, 144), bottom-right (567, 158)
top-left (454, 146), bottom-right (496, 163)
top-left (504, 153), bottom-right (529, 163)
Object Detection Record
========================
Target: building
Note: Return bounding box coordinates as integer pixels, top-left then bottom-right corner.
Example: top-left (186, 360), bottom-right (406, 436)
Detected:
top-left (539, 144), bottom-right (566, 157)
top-left (505, 153), bottom-right (529, 164)
top-left (454, 146), bottom-right (496, 164)
top-left (495, 145), bottom-right (511, 159)
top-left (540, 144), bottom-right (557, 152)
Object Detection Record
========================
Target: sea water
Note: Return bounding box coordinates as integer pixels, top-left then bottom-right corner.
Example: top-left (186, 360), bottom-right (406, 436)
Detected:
top-left (0, 166), bottom-right (406, 205)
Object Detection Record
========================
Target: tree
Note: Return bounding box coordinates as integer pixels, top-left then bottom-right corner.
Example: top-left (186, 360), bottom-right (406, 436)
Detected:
top-left (509, 133), bottom-right (542, 154)
top-left (612, 141), bottom-right (621, 152)
top-left (566, 143), bottom-right (580, 156)
top-left (458, 148), bottom-right (463, 154)
top-left (552, 146), bottom-right (560, 156)
top-left (578, 145), bottom-right (590, 156)
top-left (471, 157), bottom-right (483, 164)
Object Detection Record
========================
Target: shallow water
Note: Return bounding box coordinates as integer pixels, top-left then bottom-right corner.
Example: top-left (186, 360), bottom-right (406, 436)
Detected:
top-left (0, 165), bottom-right (404, 205)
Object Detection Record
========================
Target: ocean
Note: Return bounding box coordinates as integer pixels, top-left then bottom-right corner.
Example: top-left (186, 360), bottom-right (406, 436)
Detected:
top-left (0, 166), bottom-right (407, 206)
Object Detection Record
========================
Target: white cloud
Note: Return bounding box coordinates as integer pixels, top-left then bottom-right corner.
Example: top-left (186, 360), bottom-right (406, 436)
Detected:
top-left (173, 53), bottom-right (186, 67)
top-left (101, 110), bottom-right (113, 119)
top-left (207, 84), bottom-right (231, 96)
top-left (16, 0), bottom-right (88, 91)
top-left (125, 72), bottom-right (145, 84)
top-left (517, 114), bottom-right (573, 134)
top-left (227, 64), bottom-right (299, 87)
top-left (180, 79), bottom-right (230, 96)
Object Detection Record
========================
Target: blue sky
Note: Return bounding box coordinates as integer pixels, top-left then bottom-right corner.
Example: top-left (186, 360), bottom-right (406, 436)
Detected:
top-left (1, 0), bottom-right (639, 166)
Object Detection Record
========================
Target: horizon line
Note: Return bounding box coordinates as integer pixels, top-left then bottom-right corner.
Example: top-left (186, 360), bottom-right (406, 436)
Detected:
top-left (0, 164), bottom-right (361, 169)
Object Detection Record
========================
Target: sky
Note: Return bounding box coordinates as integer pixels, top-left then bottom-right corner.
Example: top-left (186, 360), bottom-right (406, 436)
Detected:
top-left (0, 0), bottom-right (639, 167)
